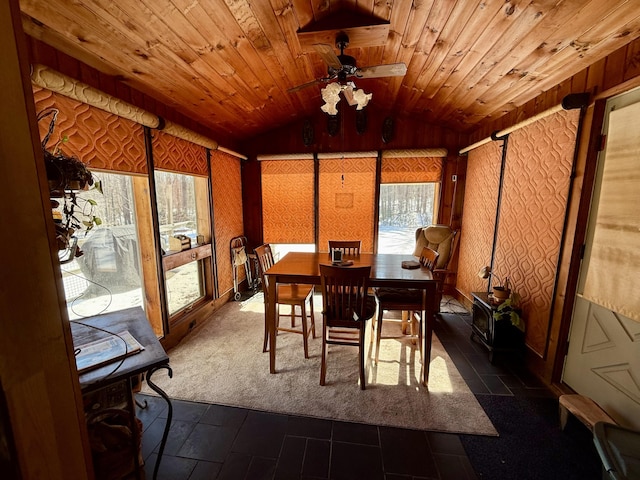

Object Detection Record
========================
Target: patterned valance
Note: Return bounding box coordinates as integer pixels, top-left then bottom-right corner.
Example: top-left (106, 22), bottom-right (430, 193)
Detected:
top-left (33, 87), bottom-right (146, 174)
top-left (151, 129), bottom-right (208, 177)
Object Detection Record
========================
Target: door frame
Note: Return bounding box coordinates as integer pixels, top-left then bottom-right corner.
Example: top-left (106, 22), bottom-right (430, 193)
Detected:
top-left (552, 87), bottom-right (640, 388)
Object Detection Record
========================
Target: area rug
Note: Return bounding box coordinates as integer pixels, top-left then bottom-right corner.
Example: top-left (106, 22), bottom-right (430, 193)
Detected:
top-left (143, 293), bottom-right (497, 436)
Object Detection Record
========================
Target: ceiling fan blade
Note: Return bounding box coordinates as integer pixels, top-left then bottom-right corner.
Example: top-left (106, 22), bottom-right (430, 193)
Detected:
top-left (313, 43), bottom-right (342, 69)
top-left (356, 63), bottom-right (407, 79)
top-left (287, 78), bottom-right (324, 93)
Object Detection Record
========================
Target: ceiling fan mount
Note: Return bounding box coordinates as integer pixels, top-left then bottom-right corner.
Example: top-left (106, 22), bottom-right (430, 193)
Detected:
top-left (288, 32), bottom-right (407, 93)
top-left (332, 32), bottom-right (357, 80)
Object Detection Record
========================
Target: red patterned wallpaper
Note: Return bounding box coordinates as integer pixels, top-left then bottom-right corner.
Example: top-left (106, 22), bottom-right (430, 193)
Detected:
top-left (381, 157), bottom-right (443, 183)
top-left (211, 149), bottom-right (244, 296)
top-left (456, 142), bottom-right (502, 300)
top-left (495, 109), bottom-right (579, 356)
top-left (33, 87), bottom-right (146, 174)
top-left (261, 160), bottom-right (315, 244)
top-left (319, 157), bottom-right (376, 253)
top-left (152, 129), bottom-right (208, 177)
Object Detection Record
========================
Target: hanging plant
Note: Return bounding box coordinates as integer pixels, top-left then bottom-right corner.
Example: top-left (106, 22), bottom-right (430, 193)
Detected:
top-left (38, 108), bottom-right (102, 260)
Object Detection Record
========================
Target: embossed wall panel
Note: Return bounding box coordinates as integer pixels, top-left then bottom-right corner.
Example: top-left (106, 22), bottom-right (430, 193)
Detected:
top-left (33, 87), bottom-right (146, 174)
top-left (152, 129), bottom-right (208, 177)
top-left (456, 142), bottom-right (502, 299)
top-left (261, 160), bottom-right (315, 244)
top-left (319, 157), bottom-right (376, 253)
top-left (495, 109), bottom-right (579, 356)
top-left (211, 149), bottom-right (244, 296)
top-left (380, 157), bottom-right (443, 183)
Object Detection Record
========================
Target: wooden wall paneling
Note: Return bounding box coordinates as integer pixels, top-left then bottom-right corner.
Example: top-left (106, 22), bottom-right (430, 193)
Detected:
top-left (438, 157), bottom-right (456, 226)
top-left (1, 0), bottom-right (92, 476)
top-left (586, 57), bottom-right (607, 96)
top-left (623, 41), bottom-right (640, 81)
top-left (132, 175), bottom-right (164, 337)
top-left (603, 46), bottom-right (628, 91)
top-left (556, 77), bottom-right (574, 102)
top-left (549, 101), bottom-right (605, 386)
top-left (571, 67), bottom-right (588, 94)
top-left (55, 47), bottom-right (81, 81)
top-left (195, 175), bottom-right (215, 302)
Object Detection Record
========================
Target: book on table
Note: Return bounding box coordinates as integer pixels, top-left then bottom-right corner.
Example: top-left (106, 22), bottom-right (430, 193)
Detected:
top-left (75, 330), bottom-right (144, 373)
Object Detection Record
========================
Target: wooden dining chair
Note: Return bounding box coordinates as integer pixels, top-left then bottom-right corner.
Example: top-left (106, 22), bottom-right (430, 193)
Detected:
top-left (255, 244), bottom-right (316, 358)
top-left (328, 240), bottom-right (362, 255)
top-left (372, 247), bottom-right (439, 364)
top-left (319, 264), bottom-right (376, 389)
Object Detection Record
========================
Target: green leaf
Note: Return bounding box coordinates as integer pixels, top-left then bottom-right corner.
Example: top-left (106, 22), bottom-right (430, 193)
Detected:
top-left (94, 217), bottom-right (102, 226)
top-left (87, 198), bottom-right (98, 206)
top-left (93, 181), bottom-right (103, 194)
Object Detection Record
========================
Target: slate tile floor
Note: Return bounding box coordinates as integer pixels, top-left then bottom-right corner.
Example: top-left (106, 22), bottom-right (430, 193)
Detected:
top-left (136, 309), bottom-right (601, 480)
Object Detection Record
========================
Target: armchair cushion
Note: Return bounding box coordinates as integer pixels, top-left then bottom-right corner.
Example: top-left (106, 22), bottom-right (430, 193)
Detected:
top-left (413, 225), bottom-right (456, 270)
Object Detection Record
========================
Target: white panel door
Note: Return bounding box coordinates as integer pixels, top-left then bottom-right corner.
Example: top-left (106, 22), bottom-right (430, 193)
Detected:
top-left (562, 89), bottom-right (640, 430)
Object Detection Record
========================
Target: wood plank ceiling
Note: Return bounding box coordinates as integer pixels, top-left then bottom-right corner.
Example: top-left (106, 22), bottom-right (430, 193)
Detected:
top-left (20, 0), bottom-right (640, 143)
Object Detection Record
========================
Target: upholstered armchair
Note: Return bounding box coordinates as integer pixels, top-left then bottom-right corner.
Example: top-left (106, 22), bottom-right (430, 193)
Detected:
top-left (413, 225), bottom-right (458, 312)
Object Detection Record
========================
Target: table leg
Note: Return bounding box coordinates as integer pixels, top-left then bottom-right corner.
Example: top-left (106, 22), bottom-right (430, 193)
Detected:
top-left (420, 283), bottom-right (435, 387)
top-left (145, 365), bottom-right (173, 480)
top-left (267, 276), bottom-right (277, 373)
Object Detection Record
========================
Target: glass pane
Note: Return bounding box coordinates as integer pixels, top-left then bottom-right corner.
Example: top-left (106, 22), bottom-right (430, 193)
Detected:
top-left (60, 172), bottom-right (144, 319)
top-left (378, 183), bottom-right (436, 254)
top-left (155, 170), bottom-right (206, 315)
top-left (154, 171), bottom-right (199, 251)
top-left (165, 261), bottom-right (204, 315)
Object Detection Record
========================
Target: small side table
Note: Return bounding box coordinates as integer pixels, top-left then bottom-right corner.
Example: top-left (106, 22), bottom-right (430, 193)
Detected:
top-left (470, 291), bottom-right (524, 363)
top-left (72, 307), bottom-right (172, 480)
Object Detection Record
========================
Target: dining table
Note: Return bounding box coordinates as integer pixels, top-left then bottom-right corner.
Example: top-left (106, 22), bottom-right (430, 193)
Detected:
top-left (263, 251), bottom-right (437, 386)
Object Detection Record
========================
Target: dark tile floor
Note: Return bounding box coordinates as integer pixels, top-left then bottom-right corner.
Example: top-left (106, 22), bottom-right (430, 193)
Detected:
top-left (136, 307), bottom-right (602, 480)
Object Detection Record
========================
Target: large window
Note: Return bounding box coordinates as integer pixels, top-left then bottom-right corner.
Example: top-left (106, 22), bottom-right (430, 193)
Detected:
top-left (155, 170), bottom-right (207, 316)
top-left (60, 172), bottom-right (144, 319)
top-left (377, 183), bottom-right (437, 254)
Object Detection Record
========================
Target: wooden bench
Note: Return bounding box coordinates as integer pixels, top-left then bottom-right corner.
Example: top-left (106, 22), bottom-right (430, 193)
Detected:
top-left (559, 394), bottom-right (617, 431)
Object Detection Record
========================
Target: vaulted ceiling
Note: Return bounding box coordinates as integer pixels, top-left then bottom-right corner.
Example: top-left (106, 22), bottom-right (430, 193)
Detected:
top-left (20, 0), bottom-right (640, 143)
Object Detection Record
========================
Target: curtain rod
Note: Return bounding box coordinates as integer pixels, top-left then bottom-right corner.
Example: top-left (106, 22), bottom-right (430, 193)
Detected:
top-left (217, 146), bottom-right (248, 160)
top-left (257, 153), bottom-right (315, 161)
top-left (30, 64), bottom-right (252, 158)
top-left (459, 93), bottom-right (590, 155)
top-left (382, 148), bottom-right (448, 158)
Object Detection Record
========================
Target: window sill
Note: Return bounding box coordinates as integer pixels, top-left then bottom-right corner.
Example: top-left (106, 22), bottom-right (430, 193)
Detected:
top-left (163, 243), bottom-right (212, 271)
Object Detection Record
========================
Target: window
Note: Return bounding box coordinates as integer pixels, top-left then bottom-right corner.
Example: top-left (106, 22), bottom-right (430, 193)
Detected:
top-left (60, 172), bottom-right (144, 319)
top-left (155, 170), bottom-right (208, 316)
top-left (377, 183), bottom-right (437, 254)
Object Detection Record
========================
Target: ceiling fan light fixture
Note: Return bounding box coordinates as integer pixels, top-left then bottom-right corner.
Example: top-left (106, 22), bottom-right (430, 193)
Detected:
top-left (320, 83), bottom-right (342, 115)
top-left (352, 88), bottom-right (372, 110)
top-left (321, 82), bottom-right (372, 115)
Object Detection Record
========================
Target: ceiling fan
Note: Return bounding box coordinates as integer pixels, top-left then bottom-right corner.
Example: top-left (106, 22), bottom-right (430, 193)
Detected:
top-left (288, 32), bottom-right (407, 93)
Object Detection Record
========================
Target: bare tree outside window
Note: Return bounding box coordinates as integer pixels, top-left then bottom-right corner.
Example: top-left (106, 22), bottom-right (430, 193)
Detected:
top-left (378, 183), bottom-right (436, 253)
